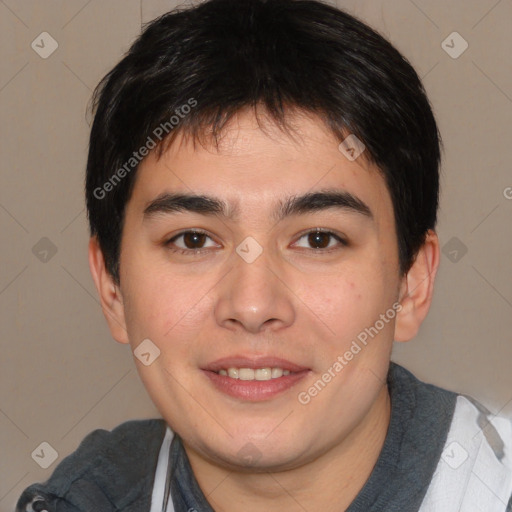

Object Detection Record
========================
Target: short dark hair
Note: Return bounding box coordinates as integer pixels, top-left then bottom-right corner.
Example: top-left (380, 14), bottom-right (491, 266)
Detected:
top-left (86, 0), bottom-right (442, 284)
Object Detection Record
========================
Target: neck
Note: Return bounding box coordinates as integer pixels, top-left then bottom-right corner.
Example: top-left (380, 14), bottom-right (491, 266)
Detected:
top-left (184, 384), bottom-right (391, 512)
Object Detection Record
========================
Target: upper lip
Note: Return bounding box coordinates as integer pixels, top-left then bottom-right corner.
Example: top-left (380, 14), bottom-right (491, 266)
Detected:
top-left (203, 355), bottom-right (309, 373)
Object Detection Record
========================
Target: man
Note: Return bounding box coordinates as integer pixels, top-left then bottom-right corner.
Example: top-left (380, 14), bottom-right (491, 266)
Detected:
top-left (16, 0), bottom-right (512, 510)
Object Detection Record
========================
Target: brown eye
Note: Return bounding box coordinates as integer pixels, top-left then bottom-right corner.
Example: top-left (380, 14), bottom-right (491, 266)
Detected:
top-left (182, 231), bottom-right (208, 249)
top-left (166, 230), bottom-right (218, 253)
top-left (308, 231), bottom-right (331, 249)
top-left (294, 230), bottom-right (347, 251)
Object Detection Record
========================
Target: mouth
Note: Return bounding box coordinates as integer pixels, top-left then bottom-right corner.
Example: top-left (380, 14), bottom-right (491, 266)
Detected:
top-left (202, 356), bottom-right (311, 401)
top-left (214, 367), bottom-right (292, 380)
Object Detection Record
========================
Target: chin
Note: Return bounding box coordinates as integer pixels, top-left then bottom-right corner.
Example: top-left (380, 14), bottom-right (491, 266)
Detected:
top-left (200, 433), bottom-right (311, 472)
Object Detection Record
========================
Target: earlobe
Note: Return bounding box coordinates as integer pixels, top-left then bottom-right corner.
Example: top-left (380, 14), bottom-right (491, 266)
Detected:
top-left (394, 230), bottom-right (440, 342)
top-left (88, 237), bottom-right (130, 345)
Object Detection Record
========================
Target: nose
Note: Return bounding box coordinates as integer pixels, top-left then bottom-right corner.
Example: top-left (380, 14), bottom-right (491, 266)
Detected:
top-left (214, 244), bottom-right (296, 334)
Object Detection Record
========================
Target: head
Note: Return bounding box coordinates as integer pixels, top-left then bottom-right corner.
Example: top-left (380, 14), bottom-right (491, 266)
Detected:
top-left (87, 0), bottom-right (442, 471)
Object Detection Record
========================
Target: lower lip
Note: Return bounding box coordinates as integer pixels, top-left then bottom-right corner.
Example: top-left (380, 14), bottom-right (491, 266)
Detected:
top-left (203, 370), bottom-right (310, 401)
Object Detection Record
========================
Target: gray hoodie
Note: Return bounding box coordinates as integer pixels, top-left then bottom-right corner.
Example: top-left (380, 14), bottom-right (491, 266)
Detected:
top-left (16, 363), bottom-right (512, 512)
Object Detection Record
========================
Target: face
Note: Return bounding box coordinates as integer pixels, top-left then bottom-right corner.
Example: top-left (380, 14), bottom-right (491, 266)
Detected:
top-left (112, 110), bottom-right (406, 471)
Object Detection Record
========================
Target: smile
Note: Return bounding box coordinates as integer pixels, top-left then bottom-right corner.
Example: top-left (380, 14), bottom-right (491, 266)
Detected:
top-left (216, 367), bottom-right (292, 380)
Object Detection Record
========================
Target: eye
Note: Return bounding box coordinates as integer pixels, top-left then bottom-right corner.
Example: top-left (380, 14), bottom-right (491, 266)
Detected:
top-left (165, 230), bottom-right (219, 254)
top-left (293, 229), bottom-right (347, 251)
top-left (164, 228), bottom-right (347, 256)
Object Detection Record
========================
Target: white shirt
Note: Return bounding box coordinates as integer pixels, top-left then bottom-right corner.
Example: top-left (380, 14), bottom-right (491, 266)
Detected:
top-left (150, 396), bottom-right (512, 512)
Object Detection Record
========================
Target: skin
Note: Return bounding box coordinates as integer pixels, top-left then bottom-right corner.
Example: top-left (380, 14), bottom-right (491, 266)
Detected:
top-left (89, 108), bottom-right (440, 512)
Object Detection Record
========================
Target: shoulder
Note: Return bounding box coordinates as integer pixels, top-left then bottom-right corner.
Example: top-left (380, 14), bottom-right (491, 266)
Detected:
top-left (388, 362), bottom-right (458, 417)
top-left (16, 418), bottom-right (168, 512)
top-left (387, 364), bottom-right (512, 510)
top-left (420, 393), bottom-right (512, 511)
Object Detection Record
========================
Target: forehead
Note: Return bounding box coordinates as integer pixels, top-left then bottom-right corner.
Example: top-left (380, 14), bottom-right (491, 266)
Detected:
top-left (129, 110), bottom-right (394, 226)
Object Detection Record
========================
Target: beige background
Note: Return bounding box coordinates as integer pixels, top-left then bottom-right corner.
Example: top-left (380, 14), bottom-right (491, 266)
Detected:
top-left (1, 0), bottom-right (511, 510)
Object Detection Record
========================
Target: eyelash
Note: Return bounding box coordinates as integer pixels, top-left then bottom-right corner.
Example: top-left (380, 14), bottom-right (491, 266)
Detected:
top-left (164, 229), bottom-right (348, 255)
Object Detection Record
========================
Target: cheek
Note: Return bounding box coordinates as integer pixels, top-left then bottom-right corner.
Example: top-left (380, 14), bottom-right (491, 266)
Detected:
top-left (311, 279), bottom-right (362, 315)
top-left (121, 261), bottom-right (213, 344)
top-left (300, 275), bottom-right (364, 332)
top-left (304, 268), bottom-right (395, 346)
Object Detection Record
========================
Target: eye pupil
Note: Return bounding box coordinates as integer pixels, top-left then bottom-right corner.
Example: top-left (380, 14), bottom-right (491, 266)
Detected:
top-left (183, 232), bottom-right (206, 248)
top-left (309, 231), bottom-right (330, 249)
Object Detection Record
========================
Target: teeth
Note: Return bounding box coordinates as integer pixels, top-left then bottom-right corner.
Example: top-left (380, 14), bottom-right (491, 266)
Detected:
top-left (255, 368), bottom-right (271, 380)
top-left (218, 367), bottom-right (293, 380)
top-left (271, 368), bottom-right (283, 378)
top-left (239, 368), bottom-right (255, 380)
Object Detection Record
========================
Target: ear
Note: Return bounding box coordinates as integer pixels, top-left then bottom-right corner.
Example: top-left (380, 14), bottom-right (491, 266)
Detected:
top-left (394, 230), bottom-right (440, 342)
top-left (88, 237), bottom-right (129, 345)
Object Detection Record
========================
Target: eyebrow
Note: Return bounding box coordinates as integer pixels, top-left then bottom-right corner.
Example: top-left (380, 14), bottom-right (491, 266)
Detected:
top-left (143, 189), bottom-right (373, 223)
